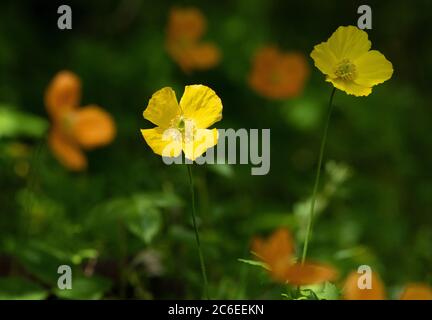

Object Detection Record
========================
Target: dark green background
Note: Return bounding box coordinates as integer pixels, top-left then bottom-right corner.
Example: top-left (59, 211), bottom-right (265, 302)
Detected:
top-left (0, 0), bottom-right (431, 299)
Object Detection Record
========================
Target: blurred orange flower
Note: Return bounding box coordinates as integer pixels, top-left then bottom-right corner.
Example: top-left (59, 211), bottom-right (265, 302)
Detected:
top-left (400, 283), bottom-right (432, 300)
top-left (343, 270), bottom-right (432, 300)
top-left (45, 71), bottom-right (116, 171)
top-left (166, 7), bottom-right (220, 73)
top-left (251, 228), bottom-right (337, 285)
top-left (249, 47), bottom-right (309, 99)
top-left (343, 270), bottom-right (386, 300)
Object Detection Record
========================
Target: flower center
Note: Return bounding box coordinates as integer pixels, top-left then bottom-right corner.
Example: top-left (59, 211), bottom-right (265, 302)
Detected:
top-left (168, 116), bottom-right (196, 144)
top-left (335, 59), bottom-right (357, 81)
top-left (61, 112), bottom-right (76, 135)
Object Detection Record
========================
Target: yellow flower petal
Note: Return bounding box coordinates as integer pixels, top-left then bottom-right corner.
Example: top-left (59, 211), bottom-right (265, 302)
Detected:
top-left (143, 87), bottom-right (181, 128)
top-left (179, 85), bottom-right (222, 129)
top-left (327, 77), bottom-right (372, 97)
top-left (141, 127), bottom-right (182, 158)
top-left (327, 26), bottom-right (371, 60)
top-left (354, 50), bottom-right (393, 87)
top-left (400, 283), bottom-right (432, 300)
top-left (183, 128), bottom-right (218, 161)
top-left (310, 41), bottom-right (338, 77)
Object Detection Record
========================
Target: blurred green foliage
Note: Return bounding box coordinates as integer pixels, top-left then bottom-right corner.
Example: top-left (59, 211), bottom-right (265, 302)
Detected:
top-left (0, 0), bottom-right (431, 299)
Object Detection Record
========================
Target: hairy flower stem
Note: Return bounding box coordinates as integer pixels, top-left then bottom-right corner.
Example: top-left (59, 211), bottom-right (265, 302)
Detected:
top-left (301, 87), bottom-right (336, 264)
top-left (187, 165), bottom-right (210, 299)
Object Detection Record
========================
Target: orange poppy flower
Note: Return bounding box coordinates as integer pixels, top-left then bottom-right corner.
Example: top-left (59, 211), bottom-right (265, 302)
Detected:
top-left (400, 283), bottom-right (432, 300)
top-left (45, 71), bottom-right (116, 171)
top-left (251, 228), bottom-right (337, 285)
top-left (343, 270), bottom-right (432, 300)
top-left (343, 270), bottom-right (386, 300)
top-left (249, 47), bottom-right (309, 99)
top-left (166, 7), bottom-right (220, 73)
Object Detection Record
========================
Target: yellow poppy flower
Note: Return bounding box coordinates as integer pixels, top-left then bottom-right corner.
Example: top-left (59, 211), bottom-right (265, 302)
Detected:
top-left (141, 85), bottom-right (222, 161)
top-left (310, 26), bottom-right (393, 96)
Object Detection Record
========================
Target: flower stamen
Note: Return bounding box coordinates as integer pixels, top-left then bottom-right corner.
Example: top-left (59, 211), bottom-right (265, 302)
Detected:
top-left (168, 116), bottom-right (197, 144)
top-left (335, 59), bottom-right (357, 81)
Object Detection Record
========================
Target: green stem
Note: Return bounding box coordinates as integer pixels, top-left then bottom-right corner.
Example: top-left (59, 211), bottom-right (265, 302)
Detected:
top-left (187, 165), bottom-right (210, 299)
top-left (301, 87), bottom-right (336, 264)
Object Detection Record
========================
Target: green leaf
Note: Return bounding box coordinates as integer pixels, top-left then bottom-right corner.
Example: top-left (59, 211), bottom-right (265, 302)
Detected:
top-left (71, 249), bottom-right (99, 265)
top-left (0, 277), bottom-right (48, 300)
top-left (15, 242), bottom-right (71, 286)
top-left (0, 106), bottom-right (48, 138)
top-left (54, 276), bottom-right (112, 300)
top-left (126, 205), bottom-right (161, 244)
top-left (237, 258), bottom-right (269, 270)
top-left (87, 193), bottom-right (168, 244)
top-left (140, 192), bottom-right (182, 208)
top-left (319, 282), bottom-right (340, 300)
top-left (301, 282), bottom-right (340, 300)
top-left (208, 163), bottom-right (234, 178)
